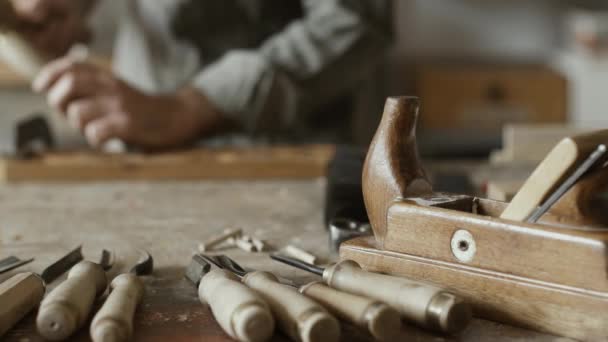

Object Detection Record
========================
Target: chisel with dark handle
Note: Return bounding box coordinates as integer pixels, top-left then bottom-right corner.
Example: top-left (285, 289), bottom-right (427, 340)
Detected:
top-left (37, 251), bottom-right (112, 341)
top-left (186, 255), bottom-right (275, 342)
top-left (90, 251), bottom-right (153, 342)
top-left (0, 247), bottom-right (83, 338)
top-left (272, 255), bottom-right (472, 334)
top-left (0, 273), bottom-right (45, 336)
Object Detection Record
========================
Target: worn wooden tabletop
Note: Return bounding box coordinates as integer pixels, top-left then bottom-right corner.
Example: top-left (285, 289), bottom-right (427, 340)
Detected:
top-left (0, 180), bottom-right (570, 341)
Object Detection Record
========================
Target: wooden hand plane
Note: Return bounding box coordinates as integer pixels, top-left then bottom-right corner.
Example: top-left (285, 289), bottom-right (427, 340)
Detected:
top-left (340, 96), bottom-right (608, 341)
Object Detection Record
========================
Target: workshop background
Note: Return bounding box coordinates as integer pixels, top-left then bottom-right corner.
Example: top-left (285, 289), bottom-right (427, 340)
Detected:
top-left (2, 0), bottom-right (608, 156)
top-left (2, 1), bottom-right (608, 341)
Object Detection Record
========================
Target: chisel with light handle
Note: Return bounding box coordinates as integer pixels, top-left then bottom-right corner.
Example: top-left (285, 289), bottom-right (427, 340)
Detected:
top-left (185, 254), bottom-right (275, 342)
top-left (208, 255), bottom-right (341, 342)
top-left (90, 251), bottom-right (153, 342)
top-left (271, 254), bottom-right (472, 334)
top-left (37, 250), bottom-right (113, 341)
top-left (298, 281), bottom-right (401, 341)
top-left (0, 246), bottom-right (83, 337)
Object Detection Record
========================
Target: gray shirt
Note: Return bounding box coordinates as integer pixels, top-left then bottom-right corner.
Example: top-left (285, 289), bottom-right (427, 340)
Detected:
top-left (112, 0), bottom-right (394, 141)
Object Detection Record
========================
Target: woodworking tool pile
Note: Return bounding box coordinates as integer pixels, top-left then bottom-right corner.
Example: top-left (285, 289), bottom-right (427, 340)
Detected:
top-left (0, 247), bottom-right (153, 341)
top-left (187, 232), bottom-right (473, 342)
top-left (2, 245), bottom-right (471, 342)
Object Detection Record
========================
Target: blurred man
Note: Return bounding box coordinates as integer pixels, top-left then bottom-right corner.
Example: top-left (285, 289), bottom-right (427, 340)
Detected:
top-left (11, 0), bottom-right (394, 148)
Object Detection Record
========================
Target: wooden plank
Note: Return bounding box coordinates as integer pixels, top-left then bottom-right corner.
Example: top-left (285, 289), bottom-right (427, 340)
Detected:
top-left (0, 145), bottom-right (336, 182)
top-left (500, 130), bottom-right (608, 222)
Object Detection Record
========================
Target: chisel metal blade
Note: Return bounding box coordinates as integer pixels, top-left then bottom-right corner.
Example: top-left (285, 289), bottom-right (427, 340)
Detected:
top-left (210, 255), bottom-right (248, 277)
top-left (270, 254), bottom-right (325, 276)
top-left (0, 256), bottom-right (34, 274)
top-left (185, 254), bottom-right (212, 285)
top-left (39, 246), bottom-right (83, 284)
top-left (130, 250), bottom-right (154, 276)
top-left (99, 249), bottom-right (114, 271)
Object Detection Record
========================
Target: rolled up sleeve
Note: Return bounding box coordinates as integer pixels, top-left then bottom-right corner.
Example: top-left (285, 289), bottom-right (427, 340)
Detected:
top-left (192, 0), bottom-right (394, 135)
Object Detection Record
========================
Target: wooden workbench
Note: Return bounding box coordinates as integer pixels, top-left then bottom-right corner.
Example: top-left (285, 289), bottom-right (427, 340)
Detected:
top-left (0, 180), bottom-right (570, 341)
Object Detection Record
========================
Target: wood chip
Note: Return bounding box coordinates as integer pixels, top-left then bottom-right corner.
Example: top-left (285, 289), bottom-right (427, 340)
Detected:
top-left (251, 237), bottom-right (268, 252)
top-left (198, 228), bottom-right (242, 252)
top-left (234, 238), bottom-right (256, 252)
top-left (283, 245), bottom-right (317, 265)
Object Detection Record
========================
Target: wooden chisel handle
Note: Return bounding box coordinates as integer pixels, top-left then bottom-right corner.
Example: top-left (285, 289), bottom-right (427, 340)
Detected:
top-left (90, 273), bottom-right (145, 342)
top-left (243, 271), bottom-right (340, 342)
top-left (0, 272), bottom-right (45, 337)
top-left (199, 269), bottom-right (274, 342)
top-left (300, 282), bottom-right (401, 341)
top-left (323, 260), bottom-right (472, 334)
top-left (37, 261), bottom-right (107, 341)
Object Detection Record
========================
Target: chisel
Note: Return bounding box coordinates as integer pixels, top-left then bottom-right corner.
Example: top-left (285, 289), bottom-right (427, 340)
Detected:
top-left (0, 256), bottom-right (34, 274)
top-left (0, 246), bottom-right (83, 337)
top-left (271, 254), bottom-right (472, 334)
top-left (208, 255), bottom-right (341, 342)
top-left (37, 250), bottom-right (113, 341)
top-left (185, 254), bottom-right (275, 342)
top-left (208, 254), bottom-right (400, 340)
top-left (90, 250), bottom-right (153, 342)
top-left (298, 281), bottom-right (400, 341)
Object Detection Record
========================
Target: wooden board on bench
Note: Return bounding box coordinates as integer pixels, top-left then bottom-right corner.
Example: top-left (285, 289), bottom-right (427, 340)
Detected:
top-left (0, 145), bottom-right (336, 182)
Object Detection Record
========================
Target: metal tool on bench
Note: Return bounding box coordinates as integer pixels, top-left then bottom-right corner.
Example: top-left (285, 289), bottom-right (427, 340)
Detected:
top-left (271, 254), bottom-right (471, 334)
top-left (185, 254), bottom-right (275, 342)
top-left (526, 144), bottom-right (607, 223)
top-left (208, 255), bottom-right (341, 342)
top-left (328, 218), bottom-right (372, 256)
top-left (324, 147), bottom-right (372, 257)
top-left (37, 249), bottom-right (114, 341)
top-left (0, 115), bottom-right (55, 158)
top-left (339, 96), bottom-right (608, 340)
top-left (0, 255), bottom-right (34, 274)
top-left (0, 246), bottom-right (83, 337)
top-left (91, 250), bottom-right (153, 342)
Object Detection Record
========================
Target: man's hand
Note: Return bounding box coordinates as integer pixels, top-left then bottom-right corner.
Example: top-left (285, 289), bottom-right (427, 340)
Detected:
top-left (33, 58), bottom-right (223, 149)
top-left (9, 0), bottom-right (91, 57)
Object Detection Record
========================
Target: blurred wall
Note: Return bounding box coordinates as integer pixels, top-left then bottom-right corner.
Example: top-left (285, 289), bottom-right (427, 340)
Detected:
top-left (394, 0), bottom-right (563, 62)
